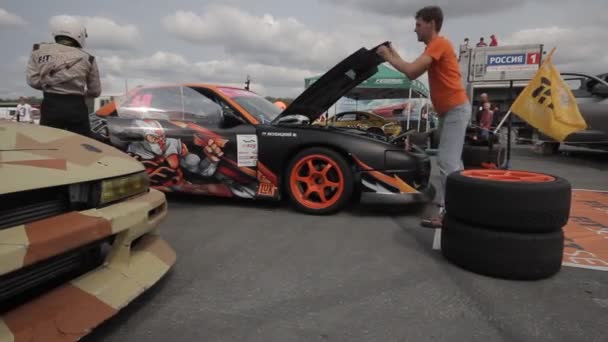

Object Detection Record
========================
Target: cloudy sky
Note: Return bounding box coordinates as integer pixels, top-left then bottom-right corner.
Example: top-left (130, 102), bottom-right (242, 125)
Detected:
top-left (1, 0), bottom-right (606, 99)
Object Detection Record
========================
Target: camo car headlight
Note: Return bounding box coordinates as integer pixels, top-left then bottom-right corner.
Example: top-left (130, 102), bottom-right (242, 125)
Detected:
top-left (99, 171), bottom-right (149, 206)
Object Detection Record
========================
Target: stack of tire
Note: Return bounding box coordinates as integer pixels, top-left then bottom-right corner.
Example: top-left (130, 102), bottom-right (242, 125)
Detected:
top-left (441, 169), bottom-right (571, 280)
top-left (461, 144), bottom-right (506, 169)
top-left (461, 126), bottom-right (506, 169)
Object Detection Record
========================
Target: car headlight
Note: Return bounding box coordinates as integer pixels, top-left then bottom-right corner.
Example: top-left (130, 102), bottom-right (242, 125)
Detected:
top-left (99, 171), bottom-right (149, 206)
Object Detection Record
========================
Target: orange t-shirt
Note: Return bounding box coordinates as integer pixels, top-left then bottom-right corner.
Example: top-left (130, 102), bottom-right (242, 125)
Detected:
top-left (423, 36), bottom-right (468, 115)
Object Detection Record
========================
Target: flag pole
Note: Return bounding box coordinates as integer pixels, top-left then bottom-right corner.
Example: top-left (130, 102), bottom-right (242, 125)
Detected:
top-left (493, 109), bottom-right (511, 134)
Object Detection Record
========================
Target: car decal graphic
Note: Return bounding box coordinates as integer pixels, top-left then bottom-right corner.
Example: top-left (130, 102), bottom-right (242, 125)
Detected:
top-left (361, 178), bottom-right (394, 194)
top-left (352, 156), bottom-right (419, 194)
top-left (257, 162), bottom-right (278, 186)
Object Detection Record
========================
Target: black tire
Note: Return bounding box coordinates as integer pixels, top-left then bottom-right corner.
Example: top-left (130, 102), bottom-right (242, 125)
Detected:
top-left (430, 130), bottom-right (440, 149)
top-left (285, 147), bottom-right (354, 215)
top-left (409, 131), bottom-right (429, 148)
top-left (445, 170), bottom-right (571, 232)
top-left (461, 145), bottom-right (505, 169)
top-left (540, 142), bottom-right (560, 155)
top-left (441, 215), bottom-right (564, 280)
top-left (367, 127), bottom-right (385, 136)
top-left (533, 131), bottom-right (560, 155)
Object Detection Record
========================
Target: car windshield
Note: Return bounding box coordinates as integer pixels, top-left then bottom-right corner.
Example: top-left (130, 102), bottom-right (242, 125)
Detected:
top-left (218, 87), bottom-right (282, 124)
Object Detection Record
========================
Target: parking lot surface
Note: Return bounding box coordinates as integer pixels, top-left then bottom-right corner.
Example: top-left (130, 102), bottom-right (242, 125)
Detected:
top-left (85, 145), bottom-right (608, 342)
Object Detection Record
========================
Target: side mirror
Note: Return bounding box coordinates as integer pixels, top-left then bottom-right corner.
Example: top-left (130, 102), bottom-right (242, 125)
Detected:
top-left (592, 83), bottom-right (608, 97)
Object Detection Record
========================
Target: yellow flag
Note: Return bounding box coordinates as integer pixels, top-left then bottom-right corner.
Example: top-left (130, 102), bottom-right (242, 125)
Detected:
top-left (510, 49), bottom-right (587, 141)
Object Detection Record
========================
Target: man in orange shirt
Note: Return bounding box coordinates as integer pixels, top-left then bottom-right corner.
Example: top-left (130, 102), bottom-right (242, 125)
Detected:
top-left (377, 5), bottom-right (471, 228)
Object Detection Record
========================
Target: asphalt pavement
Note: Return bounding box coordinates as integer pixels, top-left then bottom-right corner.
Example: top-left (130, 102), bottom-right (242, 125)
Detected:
top-left (85, 145), bottom-right (608, 342)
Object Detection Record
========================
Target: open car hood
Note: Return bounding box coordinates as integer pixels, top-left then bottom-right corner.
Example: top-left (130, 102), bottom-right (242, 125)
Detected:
top-left (272, 42), bottom-right (389, 124)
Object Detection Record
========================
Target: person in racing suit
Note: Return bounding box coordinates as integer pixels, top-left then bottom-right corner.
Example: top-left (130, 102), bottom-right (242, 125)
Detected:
top-left (26, 16), bottom-right (101, 136)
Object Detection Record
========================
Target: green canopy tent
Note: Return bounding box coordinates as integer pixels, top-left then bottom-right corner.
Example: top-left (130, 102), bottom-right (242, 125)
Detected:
top-left (304, 64), bottom-right (432, 132)
top-left (304, 64), bottom-right (429, 100)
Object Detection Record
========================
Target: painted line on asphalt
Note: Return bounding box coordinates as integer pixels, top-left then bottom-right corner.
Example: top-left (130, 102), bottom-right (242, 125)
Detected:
top-left (562, 263), bottom-right (608, 272)
top-left (432, 228), bottom-right (441, 250)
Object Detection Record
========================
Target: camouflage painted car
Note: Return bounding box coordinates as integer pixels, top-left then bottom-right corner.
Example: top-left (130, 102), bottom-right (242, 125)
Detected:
top-left (0, 122), bottom-right (175, 341)
top-left (313, 111), bottom-right (402, 136)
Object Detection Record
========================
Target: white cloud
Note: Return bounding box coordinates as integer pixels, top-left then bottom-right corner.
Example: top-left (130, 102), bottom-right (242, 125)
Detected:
top-left (162, 6), bottom-right (355, 70)
top-left (503, 26), bottom-right (608, 75)
top-left (324, 0), bottom-right (527, 18)
top-left (0, 8), bottom-right (27, 27)
top-left (50, 15), bottom-right (140, 50)
top-left (98, 51), bottom-right (318, 97)
top-left (101, 51), bottom-right (190, 74)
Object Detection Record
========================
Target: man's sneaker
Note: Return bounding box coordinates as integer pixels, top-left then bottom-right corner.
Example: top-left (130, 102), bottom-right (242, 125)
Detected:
top-left (421, 206), bottom-right (445, 228)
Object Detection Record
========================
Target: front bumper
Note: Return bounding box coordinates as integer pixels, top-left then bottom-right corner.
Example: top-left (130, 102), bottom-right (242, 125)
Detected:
top-left (0, 188), bottom-right (175, 341)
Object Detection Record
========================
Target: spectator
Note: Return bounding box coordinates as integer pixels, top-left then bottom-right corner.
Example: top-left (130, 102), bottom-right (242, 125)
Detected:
top-left (479, 102), bottom-right (494, 140)
top-left (490, 34), bottom-right (498, 46)
top-left (491, 104), bottom-right (502, 127)
top-left (16, 97), bottom-right (33, 123)
top-left (476, 93), bottom-right (491, 123)
top-left (476, 37), bottom-right (487, 47)
top-left (459, 37), bottom-right (470, 59)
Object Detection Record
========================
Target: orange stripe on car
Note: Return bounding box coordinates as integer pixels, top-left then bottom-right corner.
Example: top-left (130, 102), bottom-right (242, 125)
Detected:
top-left (95, 101), bottom-right (117, 116)
top-left (24, 212), bottom-right (112, 267)
top-left (353, 156), bottom-right (418, 193)
top-left (1, 284), bottom-right (117, 342)
top-left (257, 162), bottom-right (278, 186)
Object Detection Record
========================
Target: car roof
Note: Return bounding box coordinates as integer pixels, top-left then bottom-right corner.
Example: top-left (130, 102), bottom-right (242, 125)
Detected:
top-left (129, 83), bottom-right (257, 93)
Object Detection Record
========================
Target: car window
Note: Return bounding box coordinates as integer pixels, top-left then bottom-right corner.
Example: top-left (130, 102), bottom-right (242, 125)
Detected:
top-left (358, 113), bottom-right (370, 121)
top-left (337, 113), bottom-right (357, 121)
top-left (117, 87), bottom-right (183, 120)
top-left (116, 86), bottom-right (223, 125)
top-left (563, 77), bottom-right (593, 98)
top-left (218, 87), bottom-right (281, 124)
top-left (181, 87), bottom-right (224, 125)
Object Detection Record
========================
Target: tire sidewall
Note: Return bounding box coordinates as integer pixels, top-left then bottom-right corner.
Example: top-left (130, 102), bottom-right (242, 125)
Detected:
top-left (441, 215), bottom-right (564, 280)
top-left (445, 170), bottom-right (571, 232)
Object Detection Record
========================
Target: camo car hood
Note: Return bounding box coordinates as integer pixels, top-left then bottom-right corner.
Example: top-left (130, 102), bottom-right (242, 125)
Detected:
top-left (0, 122), bottom-right (144, 195)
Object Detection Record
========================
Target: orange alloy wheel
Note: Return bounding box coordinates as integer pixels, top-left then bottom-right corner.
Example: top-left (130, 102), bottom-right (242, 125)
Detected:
top-left (289, 154), bottom-right (345, 209)
top-left (461, 170), bottom-right (556, 182)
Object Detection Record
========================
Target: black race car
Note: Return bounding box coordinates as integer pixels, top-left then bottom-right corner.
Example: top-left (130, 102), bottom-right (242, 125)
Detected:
top-left (89, 42), bottom-right (433, 214)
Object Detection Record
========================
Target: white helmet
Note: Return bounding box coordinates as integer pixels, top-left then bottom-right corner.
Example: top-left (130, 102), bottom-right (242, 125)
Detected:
top-left (51, 16), bottom-right (88, 48)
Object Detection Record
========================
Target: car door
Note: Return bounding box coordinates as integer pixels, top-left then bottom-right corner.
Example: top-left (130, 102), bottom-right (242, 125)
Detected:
top-left (335, 112), bottom-right (358, 128)
top-left (356, 113), bottom-right (375, 130)
top-left (104, 85), bottom-right (186, 173)
top-left (103, 85), bottom-right (201, 189)
top-left (176, 86), bottom-right (260, 199)
top-left (103, 85), bottom-right (258, 198)
top-left (562, 74), bottom-right (608, 134)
